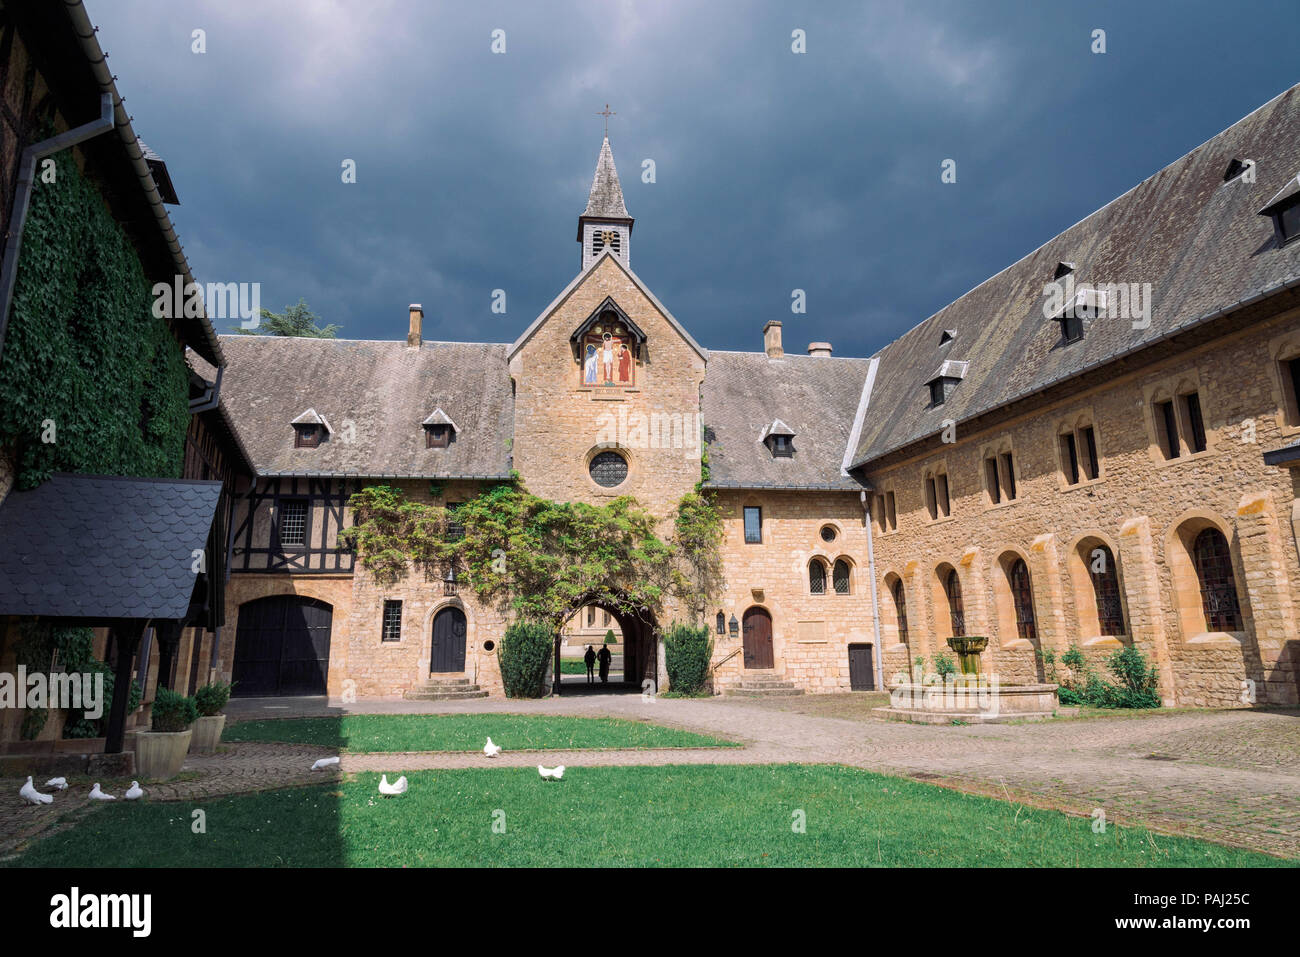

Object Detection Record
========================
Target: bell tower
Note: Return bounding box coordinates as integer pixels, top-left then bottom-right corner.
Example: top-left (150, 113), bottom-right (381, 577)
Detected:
top-left (578, 135), bottom-right (633, 270)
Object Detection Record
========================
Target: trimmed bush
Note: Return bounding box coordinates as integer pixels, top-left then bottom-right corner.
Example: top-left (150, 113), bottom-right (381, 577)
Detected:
top-left (194, 681), bottom-right (233, 717)
top-left (664, 622), bottom-right (713, 695)
top-left (150, 687), bottom-right (199, 733)
top-left (499, 621), bottom-right (554, 698)
top-left (603, 629), bottom-right (616, 645)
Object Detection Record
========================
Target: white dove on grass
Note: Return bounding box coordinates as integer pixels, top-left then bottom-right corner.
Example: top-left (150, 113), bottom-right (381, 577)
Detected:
top-left (483, 737), bottom-right (502, 758)
top-left (88, 783), bottom-right (115, 801)
top-left (20, 776), bottom-right (52, 805)
top-left (311, 757), bottom-right (340, 771)
top-left (538, 764), bottom-right (565, 780)
top-left (124, 781), bottom-right (144, 800)
top-left (378, 774), bottom-right (408, 796)
top-left (45, 777), bottom-right (68, 791)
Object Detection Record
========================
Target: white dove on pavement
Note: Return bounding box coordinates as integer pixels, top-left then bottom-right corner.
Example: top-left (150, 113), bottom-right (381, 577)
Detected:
top-left (483, 737), bottom-right (502, 758)
top-left (88, 783), bottom-right (115, 801)
top-left (538, 765), bottom-right (565, 780)
top-left (45, 777), bottom-right (68, 790)
top-left (378, 774), bottom-right (408, 796)
top-left (20, 776), bottom-right (52, 805)
top-left (311, 757), bottom-right (340, 771)
top-left (124, 781), bottom-right (144, 800)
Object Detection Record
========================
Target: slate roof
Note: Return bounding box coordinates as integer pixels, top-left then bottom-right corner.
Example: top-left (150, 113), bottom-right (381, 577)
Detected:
top-left (702, 351), bottom-right (874, 490)
top-left (211, 335), bottom-right (515, 478)
top-left (582, 136), bottom-right (630, 219)
top-left (0, 474), bottom-right (222, 620)
top-left (850, 82), bottom-right (1300, 471)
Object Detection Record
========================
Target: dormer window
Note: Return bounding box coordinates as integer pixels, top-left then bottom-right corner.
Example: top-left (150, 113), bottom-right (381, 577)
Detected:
top-left (1046, 286), bottom-right (1106, 343)
top-left (423, 408), bottom-right (459, 449)
top-left (760, 419), bottom-right (796, 458)
top-left (1260, 174), bottom-right (1300, 247)
top-left (939, 329), bottom-right (956, 346)
top-left (925, 360), bottom-right (967, 407)
top-left (1223, 158), bottom-right (1253, 182)
top-left (291, 409), bottom-right (331, 448)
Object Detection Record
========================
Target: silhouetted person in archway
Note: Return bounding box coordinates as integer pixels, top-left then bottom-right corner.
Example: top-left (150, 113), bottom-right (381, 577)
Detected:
top-left (584, 645), bottom-right (596, 683)
top-left (597, 643), bottom-right (612, 683)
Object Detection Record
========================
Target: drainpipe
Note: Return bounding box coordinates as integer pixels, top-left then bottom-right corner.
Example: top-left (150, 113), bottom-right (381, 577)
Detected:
top-left (0, 92), bottom-right (115, 362)
top-left (188, 364), bottom-right (223, 413)
top-left (862, 489), bottom-right (884, 692)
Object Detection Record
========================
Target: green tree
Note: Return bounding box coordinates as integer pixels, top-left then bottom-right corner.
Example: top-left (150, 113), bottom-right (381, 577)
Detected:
top-left (233, 298), bottom-right (339, 338)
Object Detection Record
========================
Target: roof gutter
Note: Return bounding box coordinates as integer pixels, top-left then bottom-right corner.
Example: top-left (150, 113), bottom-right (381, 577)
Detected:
top-left (189, 364), bottom-right (223, 413)
top-left (0, 92), bottom-right (115, 362)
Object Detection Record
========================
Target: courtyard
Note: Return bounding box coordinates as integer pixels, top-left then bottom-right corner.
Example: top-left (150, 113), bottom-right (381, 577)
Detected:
top-left (4, 694), bottom-right (1298, 866)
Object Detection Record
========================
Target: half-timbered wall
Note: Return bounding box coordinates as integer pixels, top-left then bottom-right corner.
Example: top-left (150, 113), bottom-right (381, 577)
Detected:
top-left (230, 476), bottom-right (357, 574)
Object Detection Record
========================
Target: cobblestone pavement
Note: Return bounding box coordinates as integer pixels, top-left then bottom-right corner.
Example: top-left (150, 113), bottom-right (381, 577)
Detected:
top-left (3, 694), bottom-right (1298, 859)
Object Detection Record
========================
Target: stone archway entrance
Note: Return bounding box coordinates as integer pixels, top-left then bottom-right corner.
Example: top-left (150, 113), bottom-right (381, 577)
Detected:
top-left (554, 598), bottom-right (658, 695)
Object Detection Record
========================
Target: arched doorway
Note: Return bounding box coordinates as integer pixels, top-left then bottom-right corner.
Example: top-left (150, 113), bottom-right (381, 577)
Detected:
top-left (430, 606), bottom-right (467, 673)
top-left (232, 595), bottom-right (333, 697)
top-left (555, 597), bottom-right (659, 694)
top-left (742, 606), bottom-right (774, 669)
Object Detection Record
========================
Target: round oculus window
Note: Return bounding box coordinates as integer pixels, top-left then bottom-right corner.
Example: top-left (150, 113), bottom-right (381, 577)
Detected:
top-left (820, 525), bottom-right (838, 543)
top-left (589, 450), bottom-right (629, 488)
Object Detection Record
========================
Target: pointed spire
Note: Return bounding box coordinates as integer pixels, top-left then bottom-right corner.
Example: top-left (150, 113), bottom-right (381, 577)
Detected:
top-left (583, 136), bottom-right (629, 218)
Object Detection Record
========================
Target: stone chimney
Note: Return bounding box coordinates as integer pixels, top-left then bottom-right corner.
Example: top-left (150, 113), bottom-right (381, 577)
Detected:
top-left (407, 303), bottom-right (423, 348)
top-left (763, 320), bottom-right (784, 358)
top-left (807, 342), bottom-right (832, 357)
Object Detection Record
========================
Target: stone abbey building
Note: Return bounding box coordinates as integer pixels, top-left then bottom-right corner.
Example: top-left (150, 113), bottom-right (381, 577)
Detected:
top-left (208, 85), bottom-right (1300, 708)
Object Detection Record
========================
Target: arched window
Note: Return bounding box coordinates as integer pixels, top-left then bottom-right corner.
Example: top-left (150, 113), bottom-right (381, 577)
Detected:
top-left (716, 611), bottom-right (726, 635)
top-left (1192, 528), bottom-right (1242, 631)
top-left (809, 560), bottom-right (826, 595)
top-left (892, 579), bottom-right (909, 644)
top-left (1088, 545), bottom-right (1127, 636)
top-left (944, 568), bottom-right (965, 636)
top-left (1009, 559), bottom-right (1037, 643)
top-left (833, 559), bottom-right (851, 595)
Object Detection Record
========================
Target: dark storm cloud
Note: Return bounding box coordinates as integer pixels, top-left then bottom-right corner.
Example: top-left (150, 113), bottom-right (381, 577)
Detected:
top-left (88, 0), bottom-right (1299, 357)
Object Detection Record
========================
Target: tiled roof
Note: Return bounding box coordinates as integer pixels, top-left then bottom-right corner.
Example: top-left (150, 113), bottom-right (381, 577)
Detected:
top-left (851, 82), bottom-right (1300, 470)
top-left (582, 136), bottom-right (629, 219)
top-left (213, 335), bottom-right (515, 479)
top-left (0, 474), bottom-right (222, 620)
top-left (702, 351), bottom-right (873, 491)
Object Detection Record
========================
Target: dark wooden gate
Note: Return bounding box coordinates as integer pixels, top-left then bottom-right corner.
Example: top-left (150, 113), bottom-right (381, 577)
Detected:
top-left (742, 606), bottom-right (774, 669)
top-left (232, 596), bottom-right (333, 697)
top-left (430, 607), bottom-right (467, 673)
top-left (848, 644), bottom-right (875, 691)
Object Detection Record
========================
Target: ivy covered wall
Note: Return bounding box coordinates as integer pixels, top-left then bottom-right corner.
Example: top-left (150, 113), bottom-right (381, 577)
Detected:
top-left (0, 147), bottom-right (189, 489)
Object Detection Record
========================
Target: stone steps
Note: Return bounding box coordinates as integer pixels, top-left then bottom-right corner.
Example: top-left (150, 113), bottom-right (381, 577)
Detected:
top-left (403, 678), bottom-right (488, 701)
top-left (725, 672), bottom-right (804, 697)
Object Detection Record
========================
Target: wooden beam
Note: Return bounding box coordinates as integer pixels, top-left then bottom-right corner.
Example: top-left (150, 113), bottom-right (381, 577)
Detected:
top-left (105, 620), bottom-right (147, 754)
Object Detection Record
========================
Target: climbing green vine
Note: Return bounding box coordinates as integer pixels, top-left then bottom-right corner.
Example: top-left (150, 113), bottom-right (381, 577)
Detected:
top-left (340, 481), bottom-right (724, 631)
top-left (0, 147), bottom-right (189, 488)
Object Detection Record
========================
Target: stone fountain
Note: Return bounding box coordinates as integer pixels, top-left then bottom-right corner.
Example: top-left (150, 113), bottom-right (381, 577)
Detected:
top-left (875, 636), bottom-right (1060, 724)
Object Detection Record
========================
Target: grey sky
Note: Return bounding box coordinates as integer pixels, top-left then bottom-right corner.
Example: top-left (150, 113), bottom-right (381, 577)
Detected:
top-left (89, 0), bottom-right (1300, 357)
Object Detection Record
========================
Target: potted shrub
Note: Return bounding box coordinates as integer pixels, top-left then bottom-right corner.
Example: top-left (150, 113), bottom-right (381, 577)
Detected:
top-left (135, 687), bottom-right (198, 780)
top-left (190, 681), bottom-right (233, 753)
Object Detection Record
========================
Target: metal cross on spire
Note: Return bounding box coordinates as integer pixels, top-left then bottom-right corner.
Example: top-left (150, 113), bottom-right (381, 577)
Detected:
top-left (596, 103), bottom-right (616, 138)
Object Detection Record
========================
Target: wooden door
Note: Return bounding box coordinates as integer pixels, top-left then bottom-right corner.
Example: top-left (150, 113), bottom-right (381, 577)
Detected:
top-left (742, 607), bottom-right (774, 669)
top-left (232, 596), bottom-right (333, 697)
top-left (848, 644), bottom-right (875, 691)
top-left (430, 607), bottom-right (467, 673)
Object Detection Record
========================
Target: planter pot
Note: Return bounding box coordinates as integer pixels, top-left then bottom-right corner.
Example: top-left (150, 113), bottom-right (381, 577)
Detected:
top-left (189, 714), bottom-right (226, 754)
top-left (135, 729), bottom-right (192, 781)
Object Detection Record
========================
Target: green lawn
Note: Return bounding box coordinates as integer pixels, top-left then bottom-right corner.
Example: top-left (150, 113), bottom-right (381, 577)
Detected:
top-left (222, 713), bottom-right (735, 752)
top-left (8, 765), bottom-right (1291, 867)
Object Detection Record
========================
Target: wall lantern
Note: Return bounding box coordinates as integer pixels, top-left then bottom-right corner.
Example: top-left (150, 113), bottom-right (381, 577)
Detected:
top-left (443, 566), bottom-right (458, 597)
top-left (728, 614), bottom-right (739, 638)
